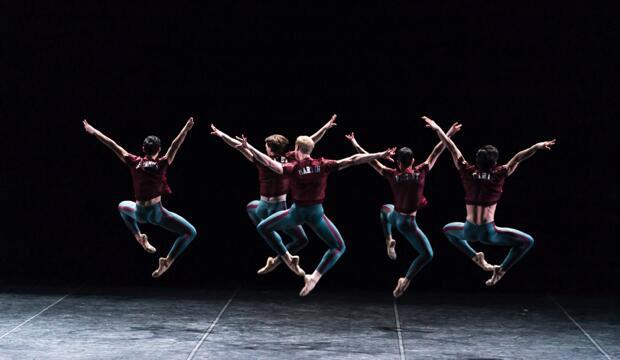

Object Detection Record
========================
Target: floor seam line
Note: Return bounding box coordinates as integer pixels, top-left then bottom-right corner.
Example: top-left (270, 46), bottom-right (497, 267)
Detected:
top-left (186, 287), bottom-right (240, 360)
top-left (393, 298), bottom-right (406, 360)
top-left (550, 295), bottom-right (612, 360)
top-left (0, 293), bottom-right (70, 340)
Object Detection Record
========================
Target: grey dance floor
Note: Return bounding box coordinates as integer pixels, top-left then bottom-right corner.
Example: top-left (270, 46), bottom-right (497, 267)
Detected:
top-left (0, 287), bottom-right (618, 359)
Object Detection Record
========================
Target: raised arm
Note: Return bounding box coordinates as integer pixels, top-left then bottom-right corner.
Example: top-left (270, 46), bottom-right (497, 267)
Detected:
top-left (423, 116), bottom-right (465, 169)
top-left (345, 132), bottom-right (390, 175)
top-left (210, 124), bottom-right (254, 161)
top-left (335, 147), bottom-right (396, 171)
top-left (309, 114), bottom-right (337, 144)
top-left (83, 119), bottom-right (129, 163)
top-left (165, 117), bottom-right (195, 165)
top-left (236, 135), bottom-right (284, 174)
top-left (424, 122), bottom-right (462, 170)
top-left (505, 139), bottom-right (556, 176)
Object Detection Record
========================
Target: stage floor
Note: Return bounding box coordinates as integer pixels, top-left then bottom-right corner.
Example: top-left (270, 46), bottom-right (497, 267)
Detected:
top-left (0, 287), bottom-right (617, 359)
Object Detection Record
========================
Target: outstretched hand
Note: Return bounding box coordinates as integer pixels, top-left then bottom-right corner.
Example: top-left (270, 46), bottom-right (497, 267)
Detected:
top-left (235, 135), bottom-right (249, 149)
top-left (83, 119), bottom-right (96, 135)
top-left (325, 114), bottom-right (338, 129)
top-left (185, 117), bottom-right (195, 131)
top-left (422, 116), bottom-right (441, 131)
top-left (210, 124), bottom-right (224, 137)
top-left (381, 147), bottom-right (397, 160)
top-left (344, 132), bottom-right (356, 143)
top-left (446, 122), bottom-right (462, 136)
top-left (535, 139), bottom-right (556, 150)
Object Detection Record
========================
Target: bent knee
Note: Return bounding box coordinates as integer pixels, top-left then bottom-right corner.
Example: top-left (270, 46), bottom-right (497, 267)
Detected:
top-left (421, 249), bottom-right (434, 263)
top-left (186, 225), bottom-right (198, 240)
top-left (257, 220), bottom-right (271, 234)
top-left (297, 233), bottom-right (310, 245)
top-left (522, 235), bottom-right (534, 249)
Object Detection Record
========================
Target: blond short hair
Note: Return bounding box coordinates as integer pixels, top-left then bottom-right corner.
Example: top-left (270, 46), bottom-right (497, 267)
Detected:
top-left (295, 136), bottom-right (315, 154)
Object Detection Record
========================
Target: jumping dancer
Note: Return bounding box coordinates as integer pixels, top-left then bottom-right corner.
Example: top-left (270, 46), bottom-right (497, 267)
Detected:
top-left (210, 115), bottom-right (337, 275)
top-left (424, 116), bottom-right (555, 286)
top-left (345, 122), bottom-right (461, 297)
top-left (238, 134), bottom-right (395, 296)
top-left (83, 117), bottom-right (197, 278)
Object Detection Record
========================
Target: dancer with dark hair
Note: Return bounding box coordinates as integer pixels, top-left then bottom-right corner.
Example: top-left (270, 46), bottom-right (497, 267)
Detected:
top-left (423, 116), bottom-right (555, 286)
top-left (346, 121), bottom-right (461, 297)
top-left (83, 117), bottom-right (197, 278)
top-left (238, 134), bottom-right (395, 296)
top-left (210, 115), bottom-right (337, 275)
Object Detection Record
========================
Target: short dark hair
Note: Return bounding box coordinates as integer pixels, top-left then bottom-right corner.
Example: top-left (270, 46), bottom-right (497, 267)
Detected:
top-left (265, 134), bottom-right (289, 155)
top-left (476, 145), bottom-right (499, 171)
top-left (395, 147), bottom-right (414, 167)
top-left (142, 135), bottom-right (162, 156)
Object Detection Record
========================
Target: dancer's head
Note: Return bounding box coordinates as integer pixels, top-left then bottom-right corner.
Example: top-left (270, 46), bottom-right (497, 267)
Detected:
top-left (475, 145), bottom-right (499, 171)
top-left (395, 147), bottom-right (414, 171)
top-left (142, 135), bottom-right (161, 158)
top-left (264, 134), bottom-right (289, 157)
top-left (294, 136), bottom-right (314, 160)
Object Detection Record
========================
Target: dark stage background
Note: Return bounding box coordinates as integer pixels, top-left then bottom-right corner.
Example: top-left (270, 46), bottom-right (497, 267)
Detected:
top-left (2, 3), bottom-right (618, 293)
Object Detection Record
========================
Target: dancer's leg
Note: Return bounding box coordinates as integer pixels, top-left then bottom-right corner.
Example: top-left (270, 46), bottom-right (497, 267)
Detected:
top-left (380, 204), bottom-right (397, 260)
top-left (246, 200), bottom-right (267, 226)
top-left (150, 204), bottom-right (197, 278)
top-left (118, 201), bottom-right (155, 253)
top-left (256, 206), bottom-right (306, 276)
top-left (256, 201), bottom-right (309, 274)
top-left (300, 208), bottom-right (346, 296)
top-left (443, 222), bottom-right (493, 271)
top-left (392, 216), bottom-right (434, 298)
top-left (485, 224), bottom-right (535, 286)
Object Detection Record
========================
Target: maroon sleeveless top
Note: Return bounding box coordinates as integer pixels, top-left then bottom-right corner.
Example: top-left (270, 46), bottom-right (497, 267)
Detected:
top-left (255, 151), bottom-right (296, 197)
top-left (457, 157), bottom-right (508, 206)
top-left (383, 163), bottom-right (429, 213)
top-left (124, 154), bottom-right (171, 201)
top-left (283, 157), bottom-right (339, 206)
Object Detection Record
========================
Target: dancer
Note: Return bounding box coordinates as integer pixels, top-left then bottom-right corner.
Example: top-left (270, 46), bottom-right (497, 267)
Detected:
top-left (83, 117), bottom-right (197, 278)
top-left (345, 122), bottom-right (461, 297)
top-left (210, 115), bottom-right (337, 275)
top-left (238, 134), bottom-right (395, 296)
top-left (424, 116), bottom-right (555, 286)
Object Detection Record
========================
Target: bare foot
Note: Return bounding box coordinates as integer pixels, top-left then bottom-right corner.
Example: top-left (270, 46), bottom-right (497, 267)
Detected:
top-left (284, 255), bottom-right (305, 277)
top-left (472, 252), bottom-right (493, 271)
top-left (257, 256), bottom-right (281, 275)
top-left (135, 233), bottom-right (156, 254)
top-left (299, 274), bottom-right (319, 297)
top-left (152, 257), bottom-right (173, 278)
top-left (386, 238), bottom-right (397, 260)
top-left (485, 266), bottom-right (506, 286)
top-left (392, 277), bottom-right (411, 298)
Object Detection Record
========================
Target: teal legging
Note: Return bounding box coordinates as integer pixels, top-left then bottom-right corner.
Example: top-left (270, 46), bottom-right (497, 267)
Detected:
top-left (442, 221), bottom-right (534, 271)
top-left (380, 204), bottom-right (434, 279)
top-left (118, 201), bottom-right (197, 260)
top-left (257, 203), bottom-right (345, 275)
top-left (246, 200), bottom-right (309, 256)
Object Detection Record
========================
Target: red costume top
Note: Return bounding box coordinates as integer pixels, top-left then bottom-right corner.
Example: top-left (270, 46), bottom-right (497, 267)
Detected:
top-left (255, 151), bottom-right (295, 197)
top-left (124, 154), bottom-right (171, 201)
top-left (283, 157), bottom-right (339, 206)
top-left (457, 157), bottom-right (508, 206)
top-left (383, 163), bottom-right (430, 213)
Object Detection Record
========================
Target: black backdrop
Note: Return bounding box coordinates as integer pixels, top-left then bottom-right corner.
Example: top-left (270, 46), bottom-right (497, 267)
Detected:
top-left (2, 3), bottom-right (618, 293)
